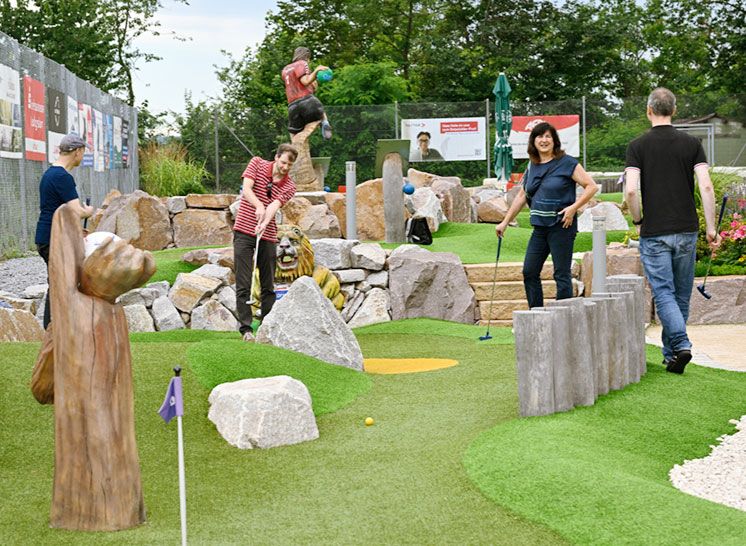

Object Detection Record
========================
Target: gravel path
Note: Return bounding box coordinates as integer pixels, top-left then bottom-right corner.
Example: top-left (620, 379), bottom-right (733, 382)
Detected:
top-left (0, 255), bottom-right (48, 297)
top-left (670, 415), bottom-right (746, 512)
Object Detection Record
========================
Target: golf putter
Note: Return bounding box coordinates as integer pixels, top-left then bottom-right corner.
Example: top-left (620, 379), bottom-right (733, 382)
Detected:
top-left (246, 227), bottom-right (265, 306)
top-left (83, 197), bottom-right (91, 230)
top-left (479, 235), bottom-right (503, 341)
top-left (697, 195), bottom-right (728, 300)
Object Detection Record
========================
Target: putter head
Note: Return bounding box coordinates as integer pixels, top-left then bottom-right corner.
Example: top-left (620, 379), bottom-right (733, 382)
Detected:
top-left (479, 333), bottom-right (492, 341)
top-left (696, 284), bottom-right (712, 300)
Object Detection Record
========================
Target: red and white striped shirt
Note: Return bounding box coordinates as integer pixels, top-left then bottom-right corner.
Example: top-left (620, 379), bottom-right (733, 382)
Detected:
top-left (234, 157), bottom-right (296, 242)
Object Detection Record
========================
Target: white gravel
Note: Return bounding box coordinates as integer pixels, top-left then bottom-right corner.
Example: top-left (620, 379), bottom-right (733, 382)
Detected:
top-left (670, 415), bottom-right (746, 512)
top-left (0, 255), bottom-right (48, 297)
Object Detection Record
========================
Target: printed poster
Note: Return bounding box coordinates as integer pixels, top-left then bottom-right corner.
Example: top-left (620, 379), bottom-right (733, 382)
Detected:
top-left (104, 113), bottom-right (113, 170)
top-left (93, 108), bottom-right (104, 172)
top-left (47, 87), bottom-right (66, 163)
top-left (67, 96), bottom-right (79, 136)
top-left (113, 116), bottom-right (122, 168)
top-left (401, 117), bottom-right (486, 162)
top-left (122, 119), bottom-right (129, 167)
top-left (23, 75), bottom-right (46, 161)
top-left (79, 103), bottom-right (93, 167)
top-left (509, 115), bottom-right (580, 158)
top-left (0, 64), bottom-right (22, 158)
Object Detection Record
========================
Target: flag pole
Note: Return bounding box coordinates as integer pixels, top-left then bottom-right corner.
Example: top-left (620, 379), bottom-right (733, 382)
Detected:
top-left (174, 366), bottom-right (187, 546)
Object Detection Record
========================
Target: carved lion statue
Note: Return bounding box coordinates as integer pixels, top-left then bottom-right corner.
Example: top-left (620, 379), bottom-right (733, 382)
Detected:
top-left (251, 224), bottom-right (345, 311)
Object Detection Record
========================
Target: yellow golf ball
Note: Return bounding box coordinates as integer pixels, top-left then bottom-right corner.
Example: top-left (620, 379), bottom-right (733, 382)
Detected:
top-left (364, 417), bottom-right (374, 426)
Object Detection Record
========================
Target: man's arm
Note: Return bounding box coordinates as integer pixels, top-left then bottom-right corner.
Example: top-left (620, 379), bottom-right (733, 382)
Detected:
top-left (299, 64), bottom-right (329, 87)
top-left (624, 168), bottom-right (642, 223)
top-left (694, 164), bottom-right (721, 249)
top-left (258, 179), bottom-right (297, 232)
top-left (241, 177), bottom-right (266, 230)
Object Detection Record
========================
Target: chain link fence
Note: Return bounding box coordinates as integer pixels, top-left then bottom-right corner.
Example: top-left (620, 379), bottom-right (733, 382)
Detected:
top-left (0, 31), bottom-right (138, 257)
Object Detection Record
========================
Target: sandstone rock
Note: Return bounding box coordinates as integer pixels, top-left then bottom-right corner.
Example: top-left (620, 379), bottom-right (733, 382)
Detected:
top-left (470, 200), bottom-right (478, 223)
top-left (324, 193), bottom-right (347, 238)
top-left (102, 188), bottom-right (122, 208)
top-left (687, 277), bottom-right (746, 325)
top-left (506, 185), bottom-right (523, 208)
top-left (22, 284), bottom-right (48, 300)
top-left (256, 276), bottom-right (364, 371)
top-left (208, 376), bottom-right (318, 449)
top-left (172, 209), bottom-right (233, 247)
top-left (347, 288), bottom-right (391, 328)
top-left (96, 190), bottom-right (173, 250)
top-left (472, 188), bottom-right (503, 204)
top-left (431, 177), bottom-right (471, 223)
top-left (578, 202), bottom-right (629, 232)
top-left (355, 178), bottom-right (385, 241)
top-left (388, 245), bottom-right (475, 323)
top-left (151, 296), bottom-right (185, 331)
top-left (166, 196), bottom-right (187, 214)
top-left (334, 269), bottom-right (367, 284)
top-left (169, 273), bottom-right (222, 313)
top-left (0, 291), bottom-right (36, 314)
top-left (294, 191), bottom-right (327, 205)
top-left (350, 243), bottom-right (386, 271)
top-left (0, 308), bottom-right (43, 341)
top-left (123, 304), bottom-right (155, 332)
top-left (311, 239), bottom-right (357, 270)
top-left (477, 196), bottom-right (509, 223)
top-left (117, 286), bottom-right (158, 307)
top-left (191, 299), bottom-right (239, 331)
top-left (298, 204), bottom-right (342, 239)
top-left (192, 264), bottom-right (234, 285)
top-left (181, 248), bottom-right (212, 266)
top-left (87, 208), bottom-right (105, 232)
top-left (281, 197), bottom-right (313, 226)
top-left (210, 248), bottom-right (235, 269)
top-left (186, 193), bottom-right (236, 209)
top-left (367, 270), bottom-right (388, 288)
top-left (408, 187), bottom-right (447, 233)
top-left (407, 168), bottom-right (436, 188)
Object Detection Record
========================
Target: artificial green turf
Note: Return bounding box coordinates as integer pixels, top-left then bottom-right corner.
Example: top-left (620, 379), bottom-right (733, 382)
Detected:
top-left (596, 192), bottom-right (624, 203)
top-left (354, 316), bottom-right (515, 344)
top-left (464, 344), bottom-right (746, 545)
top-left (149, 245), bottom-right (225, 285)
top-left (381, 222), bottom-right (627, 263)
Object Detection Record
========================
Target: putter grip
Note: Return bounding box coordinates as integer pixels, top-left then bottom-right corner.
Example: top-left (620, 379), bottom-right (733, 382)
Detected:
top-left (716, 195), bottom-right (728, 227)
top-left (83, 197), bottom-right (91, 230)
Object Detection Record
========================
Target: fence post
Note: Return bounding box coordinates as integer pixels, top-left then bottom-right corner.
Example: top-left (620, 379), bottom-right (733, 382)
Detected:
top-left (394, 101), bottom-right (399, 139)
top-left (214, 105), bottom-right (220, 192)
top-left (345, 161), bottom-right (357, 240)
top-left (485, 98), bottom-right (491, 179)
top-left (582, 95), bottom-right (587, 169)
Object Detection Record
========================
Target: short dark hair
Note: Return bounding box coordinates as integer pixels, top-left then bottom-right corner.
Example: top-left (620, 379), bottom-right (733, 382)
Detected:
top-left (416, 131), bottom-right (431, 140)
top-left (276, 143), bottom-right (298, 162)
top-left (647, 87), bottom-right (676, 117)
top-left (526, 122), bottom-right (564, 164)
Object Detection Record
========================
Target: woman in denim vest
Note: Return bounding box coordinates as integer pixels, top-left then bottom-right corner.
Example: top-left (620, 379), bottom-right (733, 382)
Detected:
top-left (496, 122), bottom-right (598, 308)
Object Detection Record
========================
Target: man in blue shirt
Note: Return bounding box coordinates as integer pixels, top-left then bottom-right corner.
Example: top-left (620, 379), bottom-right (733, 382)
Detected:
top-left (35, 133), bottom-right (94, 329)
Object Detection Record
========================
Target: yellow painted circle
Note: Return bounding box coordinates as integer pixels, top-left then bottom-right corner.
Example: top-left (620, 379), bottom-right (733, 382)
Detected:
top-left (363, 358), bottom-right (459, 375)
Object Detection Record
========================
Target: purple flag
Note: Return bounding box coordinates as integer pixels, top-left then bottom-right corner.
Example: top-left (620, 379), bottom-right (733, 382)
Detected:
top-left (158, 376), bottom-right (184, 423)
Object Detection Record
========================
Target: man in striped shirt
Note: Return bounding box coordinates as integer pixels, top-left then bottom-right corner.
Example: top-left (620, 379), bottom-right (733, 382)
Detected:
top-left (234, 143), bottom-right (298, 342)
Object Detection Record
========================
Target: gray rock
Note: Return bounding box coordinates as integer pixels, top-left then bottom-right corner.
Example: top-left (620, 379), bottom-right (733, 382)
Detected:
top-left (151, 296), bottom-right (185, 331)
top-left (191, 264), bottom-right (234, 286)
top-left (341, 291), bottom-right (365, 322)
top-left (217, 285), bottom-right (237, 315)
top-left (123, 304), bottom-right (155, 332)
top-left (367, 270), bottom-right (389, 288)
top-left (355, 280), bottom-right (372, 293)
top-left (310, 239), bottom-right (358, 270)
top-left (208, 375), bottom-right (319, 450)
top-left (146, 280), bottom-right (170, 299)
top-left (256, 276), bottom-right (364, 371)
top-left (334, 269), bottom-right (367, 284)
top-left (347, 288), bottom-right (391, 328)
top-left (578, 202), bottom-right (629, 232)
top-left (169, 272), bottom-right (222, 313)
top-left (22, 283), bottom-right (48, 300)
top-left (166, 196), bottom-right (187, 214)
top-left (118, 286), bottom-right (160, 307)
top-left (339, 283), bottom-right (356, 300)
top-left (409, 187), bottom-right (447, 233)
top-left (350, 243), bottom-right (386, 271)
top-left (0, 291), bottom-right (36, 314)
top-left (191, 299), bottom-right (239, 331)
top-left (388, 245), bottom-right (475, 324)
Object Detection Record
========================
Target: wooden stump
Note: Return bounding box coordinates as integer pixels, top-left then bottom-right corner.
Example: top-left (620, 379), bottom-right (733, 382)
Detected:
top-left (39, 204), bottom-right (154, 531)
top-left (382, 152), bottom-right (406, 243)
top-left (290, 121), bottom-right (322, 191)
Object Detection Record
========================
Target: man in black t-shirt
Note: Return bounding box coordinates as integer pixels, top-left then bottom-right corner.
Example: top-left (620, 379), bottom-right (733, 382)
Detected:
top-left (624, 87), bottom-right (721, 375)
top-left (35, 133), bottom-right (94, 329)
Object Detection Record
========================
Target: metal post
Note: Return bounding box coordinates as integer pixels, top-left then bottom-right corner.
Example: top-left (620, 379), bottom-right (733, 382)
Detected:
top-left (19, 68), bottom-right (28, 251)
top-left (214, 106), bottom-right (220, 191)
top-left (591, 215), bottom-right (607, 295)
top-left (345, 161), bottom-right (357, 240)
top-left (582, 95), bottom-right (587, 169)
top-left (485, 98), bottom-right (491, 179)
top-left (394, 101), bottom-right (399, 139)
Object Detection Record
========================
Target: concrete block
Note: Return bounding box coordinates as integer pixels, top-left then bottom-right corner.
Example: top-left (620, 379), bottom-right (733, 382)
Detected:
top-left (513, 311), bottom-right (557, 417)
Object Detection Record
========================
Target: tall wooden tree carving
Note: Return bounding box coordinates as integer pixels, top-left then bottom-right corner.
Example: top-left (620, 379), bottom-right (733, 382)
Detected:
top-left (31, 204), bottom-right (155, 531)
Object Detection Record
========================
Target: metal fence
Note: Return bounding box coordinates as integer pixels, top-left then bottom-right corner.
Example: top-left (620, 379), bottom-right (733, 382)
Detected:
top-left (0, 30), bottom-right (138, 257)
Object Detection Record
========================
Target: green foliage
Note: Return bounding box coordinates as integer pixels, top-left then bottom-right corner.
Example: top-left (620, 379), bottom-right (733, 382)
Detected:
top-left (317, 62), bottom-right (410, 106)
top-left (586, 117), bottom-right (649, 170)
top-left (139, 142), bottom-right (209, 197)
top-left (695, 171), bottom-right (742, 260)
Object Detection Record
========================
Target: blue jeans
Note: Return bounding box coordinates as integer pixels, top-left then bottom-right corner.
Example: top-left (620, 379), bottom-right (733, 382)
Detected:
top-left (523, 223), bottom-right (577, 308)
top-left (639, 232), bottom-right (698, 360)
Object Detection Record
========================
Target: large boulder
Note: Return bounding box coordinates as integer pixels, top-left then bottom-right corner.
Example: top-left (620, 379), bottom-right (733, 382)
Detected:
top-left (172, 209), bottom-right (233, 247)
top-left (123, 304), bottom-right (155, 333)
top-left (406, 187), bottom-right (447, 233)
top-left (256, 276), bottom-right (364, 371)
top-left (95, 190), bottom-right (173, 250)
top-left (169, 272), bottom-right (222, 313)
top-left (208, 376), bottom-right (318, 449)
top-left (477, 196), bottom-right (509, 223)
top-left (311, 239), bottom-right (357, 270)
top-left (431, 177), bottom-right (471, 223)
top-left (407, 168), bottom-right (436, 188)
top-left (350, 243), bottom-right (386, 271)
top-left (297, 204), bottom-right (342, 239)
top-left (687, 277), bottom-right (746, 324)
top-left (0, 308), bottom-right (43, 341)
top-left (355, 178), bottom-right (385, 241)
top-left (578, 202), bottom-right (629, 232)
top-left (281, 197), bottom-right (313, 226)
top-left (191, 299), bottom-right (238, 331)
top-left (388, 245), bottom-right (476, 323)
top-left (151, 296), bottom-right (185, 331)
top-left (324, 193), bottom-right (347, 238)
top-left (347, 288), bottom-right (391, 328)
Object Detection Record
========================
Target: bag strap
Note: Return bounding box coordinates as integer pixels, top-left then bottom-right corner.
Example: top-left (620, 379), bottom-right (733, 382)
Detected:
top-left (523, 159), bottom-right (564, 201)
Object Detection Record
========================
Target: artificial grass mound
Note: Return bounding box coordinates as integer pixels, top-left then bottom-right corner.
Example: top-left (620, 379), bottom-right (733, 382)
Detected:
top-left (463, 345), bottom-right (746, 545)
top-left (354, 317), bottom-right (515, 344)
top-left (186, 340), bottom-right (372, 416)
top-left (364, 357), bottom-right (458, 374)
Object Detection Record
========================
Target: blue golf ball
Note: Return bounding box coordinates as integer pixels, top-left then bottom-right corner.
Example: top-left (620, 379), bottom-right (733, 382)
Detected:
top-left (403, 183), bottom-right (415, 195)
top-left (317, 68), bottom-right (333, 83)
top-left (324, 185), bottom-right (330, 192)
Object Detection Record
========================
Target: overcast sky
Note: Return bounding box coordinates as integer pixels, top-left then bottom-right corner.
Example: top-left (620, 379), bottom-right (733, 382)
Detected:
top-left (132, 0), bottom-right (278, 115)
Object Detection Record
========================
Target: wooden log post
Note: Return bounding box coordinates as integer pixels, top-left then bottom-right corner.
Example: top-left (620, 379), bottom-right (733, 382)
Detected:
top-left (382, 152), bottom-right (406, 243)
top-left (290, 120), bottom-right (322, 191)
top-left (38, 204), bottom-right (154, 531)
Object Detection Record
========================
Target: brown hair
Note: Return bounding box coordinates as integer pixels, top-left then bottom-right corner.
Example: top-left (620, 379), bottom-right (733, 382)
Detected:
top-left (526, 122), bottom-right (565, 164)
top-left (292, 47), bottom-right (311, 62)
top-left (276, 143), bottom-right (298, 162)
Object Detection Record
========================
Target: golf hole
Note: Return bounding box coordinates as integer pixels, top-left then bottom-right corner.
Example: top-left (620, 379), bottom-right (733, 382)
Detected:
top-left (364, 358), bottom-right (459, 375)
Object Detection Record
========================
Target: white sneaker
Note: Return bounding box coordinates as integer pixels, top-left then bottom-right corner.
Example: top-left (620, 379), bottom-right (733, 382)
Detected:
top-left (242, 331), bottom-right (255, 343)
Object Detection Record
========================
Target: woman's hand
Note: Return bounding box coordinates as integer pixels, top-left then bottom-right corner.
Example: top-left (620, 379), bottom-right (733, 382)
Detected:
top-left (495, 221), bottom-right (508, 238)
top-left (558, 204), bottom-right (577, 228)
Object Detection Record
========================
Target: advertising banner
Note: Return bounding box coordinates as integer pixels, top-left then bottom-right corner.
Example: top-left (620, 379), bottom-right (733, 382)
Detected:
top-left (23, 75), bottom-right (46, 161)
top-left (93, 108), bottom-right (104, 172)
top-left (47, 87), bottom-right (66, 162)
top-left (401, 117), bottom-right (486, 162)
top-left (67, 96), bottom-right (79, 136)
top-left (0, 64), bottom-right (22, 158)
top-left (509, 115), bottom-right (580, 158)
top-left (79, 103), bottom-right (93, 167)
top-left (105, 113), bottom-right (113, 170)
top-left (122, 119), bottom-right (129, 167)
top-left (113, 116), bottom-right (122, 168)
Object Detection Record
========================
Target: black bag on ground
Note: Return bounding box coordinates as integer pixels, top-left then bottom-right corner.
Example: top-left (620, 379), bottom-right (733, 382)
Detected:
top-left (405, 217), bottom-right (433, 245)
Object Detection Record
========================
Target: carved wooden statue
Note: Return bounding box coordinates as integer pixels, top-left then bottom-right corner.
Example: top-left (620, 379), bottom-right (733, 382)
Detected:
top-left (290, 119), bottom-right (322, 191)
top-left (31, 204), bottom-right (155, 531)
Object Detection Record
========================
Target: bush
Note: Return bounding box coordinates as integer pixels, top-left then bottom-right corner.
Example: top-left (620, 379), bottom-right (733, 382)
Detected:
top-left (139, 142), bottom-right (210, 197)
top-left (695, 171), bottom-right (742, 261)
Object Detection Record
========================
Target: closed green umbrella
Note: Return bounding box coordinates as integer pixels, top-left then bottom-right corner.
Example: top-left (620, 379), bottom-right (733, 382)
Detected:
top-left (492, 72), bottom-right (513, 182)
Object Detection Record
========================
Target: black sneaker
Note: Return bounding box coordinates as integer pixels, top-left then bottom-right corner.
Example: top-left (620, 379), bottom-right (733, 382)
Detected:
top-left (666, 349), bottom-right (692, 374)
